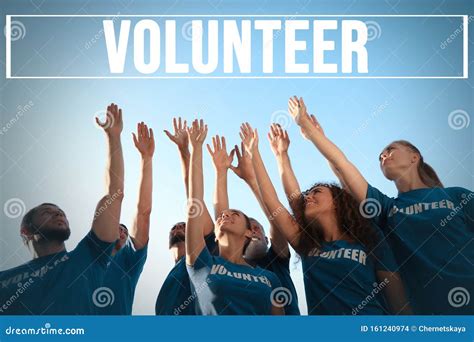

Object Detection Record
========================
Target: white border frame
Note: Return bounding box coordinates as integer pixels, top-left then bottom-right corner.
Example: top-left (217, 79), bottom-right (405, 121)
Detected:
top-left (5, 14), bottom-right (469, 79)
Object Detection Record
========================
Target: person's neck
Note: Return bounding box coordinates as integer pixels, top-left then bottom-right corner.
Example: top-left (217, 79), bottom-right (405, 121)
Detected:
top-left (318, 214), bottom-right (344, 242)
top-left (32, 239), bottom-right (66, 258)
top-left (171, 243), bottom-right (185, 263)
top-left (218, 235), bottom-right (247, 265)
top-left (394, 170), bottom-right (429, 193)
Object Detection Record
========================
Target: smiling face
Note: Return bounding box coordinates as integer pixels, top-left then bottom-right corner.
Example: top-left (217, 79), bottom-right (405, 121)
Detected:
top-left (115, 224), bottom-right (129, 250)
top-left (169, 222), bottom-right (186, 249)
top-left (215, 209), bottom-right (252, 241)
top-left (379, 142), bottom-right (419, 181)
top-left (21, 203), bottom-right (71, 243)
top-left (303, 185), bottom-right (336, 220)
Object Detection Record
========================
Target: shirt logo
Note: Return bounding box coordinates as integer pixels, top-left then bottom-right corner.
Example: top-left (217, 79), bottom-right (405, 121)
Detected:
top-left (308, 247), bottom-right (367, 265)
top-left (210, 264), bottom-right (272, 287)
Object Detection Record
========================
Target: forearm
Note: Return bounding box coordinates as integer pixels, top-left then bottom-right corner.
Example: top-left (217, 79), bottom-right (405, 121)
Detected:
top-left (132, 156), bottom-right (152, 249)
top-left (302, 124), bottom-right (368, 202)
top-left (276, 152), bottom-right (301, 206)
top-left (186, 147), bottom-right (206, 264)
top-left (252, 150), bottom-right (300, 250)
top-left (106, 135), bottom-right (125, 196)
top-left (213, 169), bottom-right (229, 219)
top-left (178, 147), bottom-right (191, 198)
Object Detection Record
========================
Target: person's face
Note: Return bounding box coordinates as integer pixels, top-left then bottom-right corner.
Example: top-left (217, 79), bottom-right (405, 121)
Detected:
top-left (379, 143), bottom-right (419, 181)
top-left (115, 225), bottom-right (129, 249)
top-left (215, 209), bottom-right (252, 240)
top-left (303, 186), bottom-right (335, 219)
top-left (169, 222), bottom-right (186, 248)
top-left (22, 204), bottom-right (71, 242)
top-left (249, 219), bottom-right (268, 244)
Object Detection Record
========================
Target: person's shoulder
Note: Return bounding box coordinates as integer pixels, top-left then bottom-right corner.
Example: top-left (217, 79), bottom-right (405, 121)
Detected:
top-left (444, 186), bottom-right (473, 197)
top-left (0, 261), bottom-right (31, 278)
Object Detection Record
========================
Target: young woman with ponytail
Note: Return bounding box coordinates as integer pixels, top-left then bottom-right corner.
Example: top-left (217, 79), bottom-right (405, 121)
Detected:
top-left (287, 96), bottom-right (474, 314)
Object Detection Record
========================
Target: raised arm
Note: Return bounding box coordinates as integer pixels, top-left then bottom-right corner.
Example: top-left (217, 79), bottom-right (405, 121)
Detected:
top-left (234, 133), bottom-right (289, 258)
top-left (92, 103), bottom-right (124, 243)
top-left (288, 96), bottom-right (368, 203)
top-left (164, 117), bottom-right (190, 197)
top-left (185, 119), bottom-right (208, 265)
top-left (165, 117), bottom-right (214, 236)
top-left (131, 122), bottom-right (155, 250)
top-left (268, 124), bottom-right (305, 226)
top-left (207, 135), bottom-right (235, 219)
top-left (241, 123), bottom-right (302, 253)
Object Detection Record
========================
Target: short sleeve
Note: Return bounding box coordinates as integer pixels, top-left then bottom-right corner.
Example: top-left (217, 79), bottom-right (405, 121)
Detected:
top-left (458, 188), bottom-right (474, 230)
top-left (69, 230), bottom-right (114, 268)
top-left (115, 240), bottom-right (148, 281)
top-left (366, 184), bottom-right (395, 230)
top-left (187, 246), bottom-right (213, 271)
top-left (268, 270), bottom-right (282, 291)
top-left (204, 232), bottom-right (218, 256)
top-left (371, 227), bottom-right (398, 272)
top-left (265, 246), bottom-right (290, 269)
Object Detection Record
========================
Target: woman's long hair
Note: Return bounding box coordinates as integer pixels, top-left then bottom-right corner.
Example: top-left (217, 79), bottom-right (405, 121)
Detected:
top-left (292, 183), bottom-right (379, 255)
top-left (389, 140), bottom-right (443, 188)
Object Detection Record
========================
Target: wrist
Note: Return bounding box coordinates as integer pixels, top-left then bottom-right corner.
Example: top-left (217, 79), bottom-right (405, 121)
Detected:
top-left (178, 145), bottom-right (190, 155)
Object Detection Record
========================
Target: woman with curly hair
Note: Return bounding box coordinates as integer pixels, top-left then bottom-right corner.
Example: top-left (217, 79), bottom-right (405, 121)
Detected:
top-left (287, 96), bottom-right (473, 315)
top-left (241, 122), bottom-right (411, 315)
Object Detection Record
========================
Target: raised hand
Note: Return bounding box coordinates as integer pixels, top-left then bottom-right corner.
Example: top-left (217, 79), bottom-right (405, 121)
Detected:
top-left (230, 143), bottom-right (256, 183)
top-left (239, 122), bottom-right (259, 157)
top-left (96, 103), bottom-right (123, 137)
top-left (207, 135), bottom-right (235, 171)
top-left (187, 119), bottom-right (208, 149)
top-left (164, 117), bottom-right (189, 151)
top-left (132, 122), bottom-right (155, 159)
top-left (268, 123), bottom-right (290, 156)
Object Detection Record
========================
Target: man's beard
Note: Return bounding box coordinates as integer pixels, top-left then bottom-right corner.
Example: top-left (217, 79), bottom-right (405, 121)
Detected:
top-left (35, 225), bottom-right (71, 242)
top-left (244, 238), bottom-right (268, 261)
top-left (169, 233), bottom-right (185, 248)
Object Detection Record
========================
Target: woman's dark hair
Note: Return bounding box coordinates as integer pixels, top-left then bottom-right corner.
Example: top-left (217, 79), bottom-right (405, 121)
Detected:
top-left (240, 211), bottom-right (252, 256)
top-left (292, 183), bottom-right (378, 255)
top-left (388, 140), bottom-right (443, 188)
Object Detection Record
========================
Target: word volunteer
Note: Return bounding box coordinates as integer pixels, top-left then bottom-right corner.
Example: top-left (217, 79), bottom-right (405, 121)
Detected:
top-left (104, 19), bottom-right (370, 75)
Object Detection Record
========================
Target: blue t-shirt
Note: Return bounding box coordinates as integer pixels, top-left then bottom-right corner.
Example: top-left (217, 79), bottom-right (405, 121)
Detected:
top-left (366, 185), bottom-right (474, 314)
top-left (155, 233), bottom-right (217, 315)
top-left (187, 246), bottom-right (282, 315)
top-left (0, 230), bottom-right (113, 315)
top-left (256, 246), bottom-right (300, 315)
top-left (302, 233), bottom-right (398, 315)
top-left (99, 239), bottom-right (148, 315)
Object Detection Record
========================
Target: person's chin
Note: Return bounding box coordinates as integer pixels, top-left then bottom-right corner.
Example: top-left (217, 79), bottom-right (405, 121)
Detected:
top-left (41, 227), bottom-right (71, 242)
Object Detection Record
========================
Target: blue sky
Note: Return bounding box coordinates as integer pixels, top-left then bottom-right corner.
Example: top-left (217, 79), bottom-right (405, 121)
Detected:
top-left (1, 0), bottom-right (472, 314)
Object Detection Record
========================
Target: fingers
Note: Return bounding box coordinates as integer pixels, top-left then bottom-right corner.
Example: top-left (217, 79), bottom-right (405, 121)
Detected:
top-left (229, 148), bottom-right (235, 161)
top-left (132, 132), bottom-right (139, 147)
top-left (149, 128), bottom-right (154, 141)
top-left (206, 143), bottom-right (213, 156)
top-left (164, 130), bottom-right (174, 141)
top-left (173, 117), bottom-right (178, 133)
top-left (234, 144), bottom-right (242, 160)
